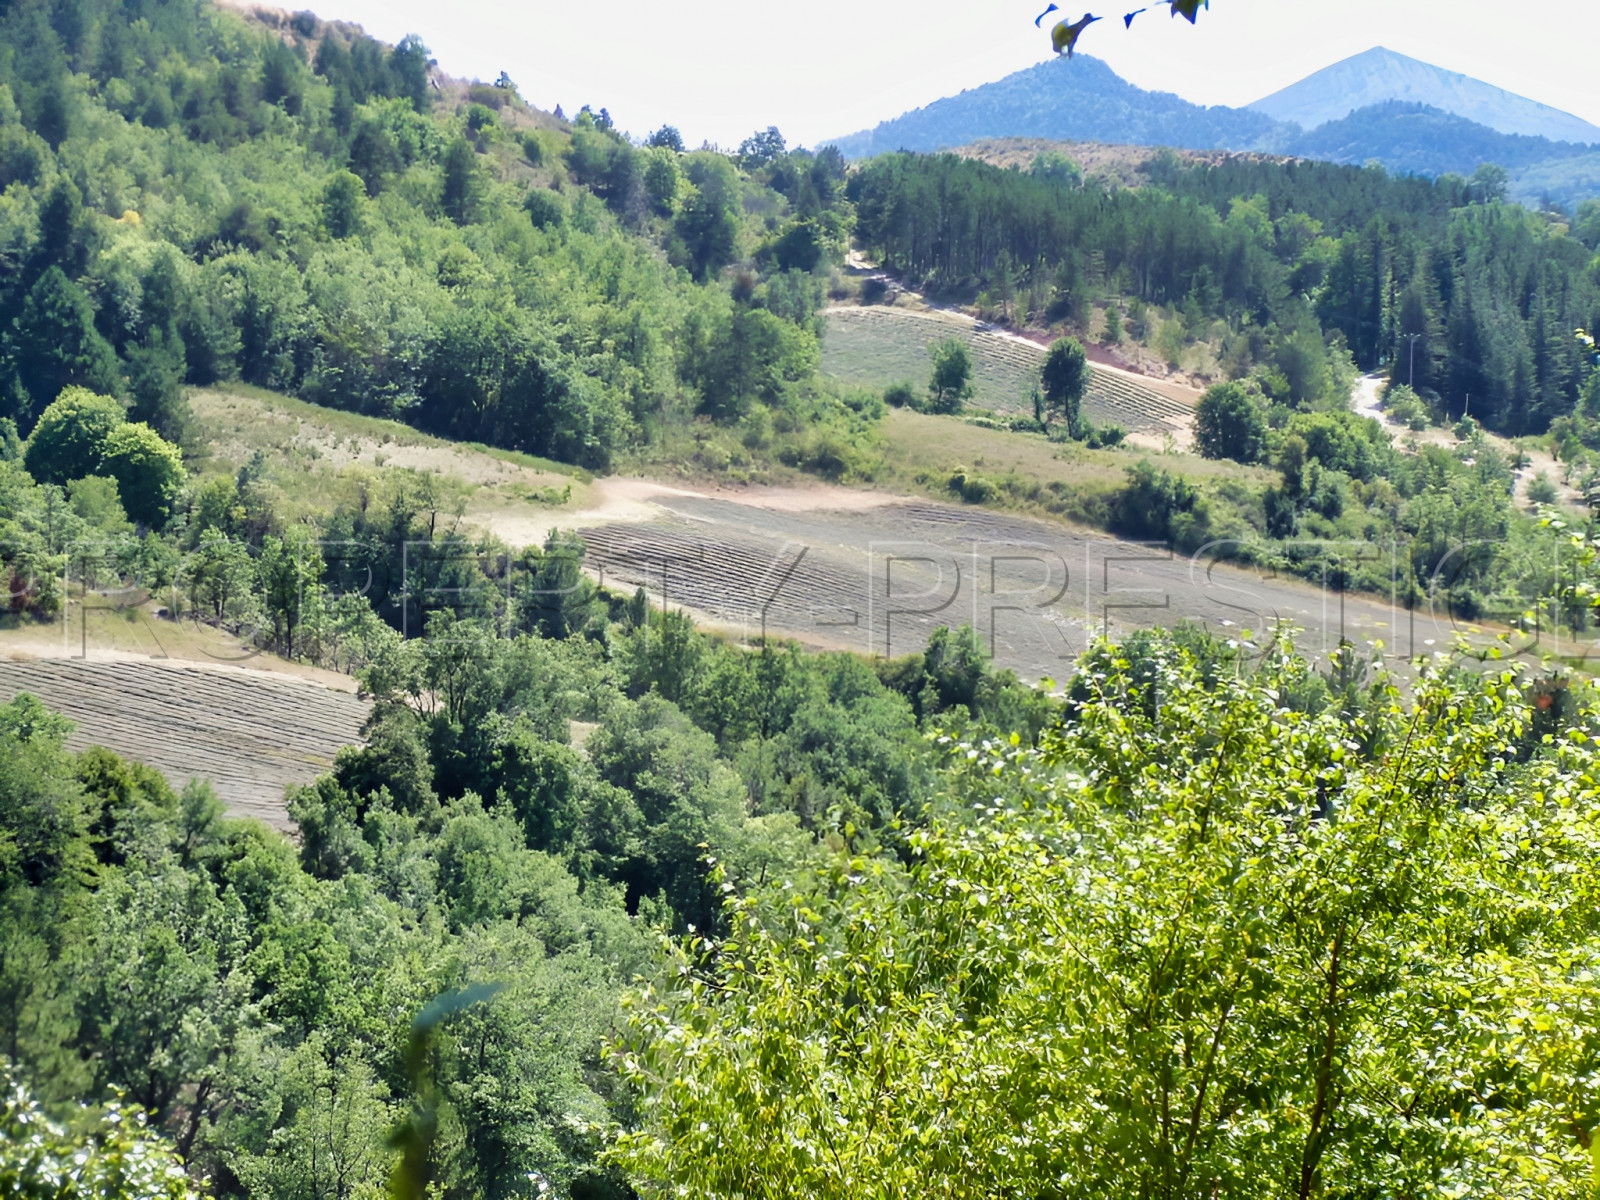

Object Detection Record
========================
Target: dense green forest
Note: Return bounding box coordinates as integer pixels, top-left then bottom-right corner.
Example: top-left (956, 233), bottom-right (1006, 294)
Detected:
top-left (11, 614), bottom-right (1600, 1195)
top-left (849, 150), bottom-right (1600, 435)
top-left (0, 0), bottom-right (857, 473)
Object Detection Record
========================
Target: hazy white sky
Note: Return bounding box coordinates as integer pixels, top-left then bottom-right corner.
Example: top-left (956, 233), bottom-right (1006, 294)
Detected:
top-left (312, 0), bottom-right (1600, 148)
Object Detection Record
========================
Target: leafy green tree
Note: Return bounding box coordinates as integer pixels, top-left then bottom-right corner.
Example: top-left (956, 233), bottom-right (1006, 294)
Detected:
top-left (927, 338), bottom-right (973, 414)
top-left (440, 137), bottom-right (482, 225)
top-left (523, 188), bottom-right (565, 230)
top-left (1030, 149), bottom-right (1083, 188)
top-left (255, 527), bottom-right (326, 655)
top-left (1194, 381), bottom-right (1269, 463)
top-left (646, 124), bottom-right (685, 152)
top-left (22, 388), bottom-right (125, 485)
top-left (1041, 336), bottom-right (1089, 433)
top-left (100, 423), bottom-right (185, 528)
top-left (642, 146), bottom-right (682, 216)
top-left (321, 169), bottom-right (365, 238)
top-left (737, 126), bottom-right (785, 168)
top-left (124, 329), bottom-right (191, 447)
top-left (13, 269), bottom-right (123, 422)
top-left (184, 528), bottom-right (255, 622)
top-left (673, 153), bottom-right (741, 280)
top-left (0, 1071), bottom-right (198, 1199)
top-left (616, 637), bottom-right (1600, 1199)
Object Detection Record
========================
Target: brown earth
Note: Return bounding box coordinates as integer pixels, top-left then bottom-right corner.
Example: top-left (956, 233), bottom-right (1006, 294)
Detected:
top-left (0, 654), bottom-right (370, 829)
top-left (570, 486), bottom-right (1517, 682)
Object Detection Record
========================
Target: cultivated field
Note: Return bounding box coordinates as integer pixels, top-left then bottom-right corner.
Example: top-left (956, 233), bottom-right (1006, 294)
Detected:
top-left (577, 485), bottom-right (1495, 680)
top-left (821, 306), bottom-right (1194, 438)
top-left (0, 655), bottom-right (370, 828)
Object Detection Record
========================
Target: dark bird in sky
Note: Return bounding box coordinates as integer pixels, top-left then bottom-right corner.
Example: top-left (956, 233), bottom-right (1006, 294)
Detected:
top-left (1051, 12), bottom-right (1101, 57)
top-left (1034, 3), bottom-right (1059, 27)
top-left (1122, 6), bottom-right (1146, 26)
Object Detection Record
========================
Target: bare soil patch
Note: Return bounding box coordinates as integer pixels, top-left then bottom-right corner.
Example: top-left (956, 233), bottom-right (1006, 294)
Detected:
top-left (0, 654), bottom-right (369, 829)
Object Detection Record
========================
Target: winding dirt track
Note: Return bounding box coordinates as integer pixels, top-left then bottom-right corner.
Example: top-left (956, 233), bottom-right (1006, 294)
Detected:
top-left (0, 657), bottom-right (370, 829)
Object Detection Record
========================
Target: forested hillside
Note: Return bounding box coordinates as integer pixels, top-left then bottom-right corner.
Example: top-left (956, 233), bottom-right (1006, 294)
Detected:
top-left (849, 149), bottom-right (1600, 435)
top-left (0, 0), bottom-right (857, 473)
top-left (10, 3), bottom-right (1600, 1197)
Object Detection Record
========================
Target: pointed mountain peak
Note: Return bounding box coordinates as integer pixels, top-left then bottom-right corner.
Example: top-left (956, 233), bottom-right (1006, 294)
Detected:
top-left (1248, 47), bottom-right (1600, 145)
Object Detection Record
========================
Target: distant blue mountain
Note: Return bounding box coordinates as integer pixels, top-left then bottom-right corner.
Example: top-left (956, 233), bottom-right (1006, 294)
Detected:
top-left (1286, 100), bottom-right (1592, 177)
top-left (1249, 47), bottom-right (1600, 146)
top-left (828, 51), bottom-right (1600, 211)
top-left (829, 56), bottom-right (1281, 159)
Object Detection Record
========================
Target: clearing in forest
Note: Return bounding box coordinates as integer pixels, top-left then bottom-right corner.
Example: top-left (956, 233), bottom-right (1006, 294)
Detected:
top-left (821, 305), bottom-right (1195, 440)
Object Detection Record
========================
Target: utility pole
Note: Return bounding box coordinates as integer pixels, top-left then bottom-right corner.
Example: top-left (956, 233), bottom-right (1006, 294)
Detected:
top-left (1405, 332), bottom-right (1422, 388)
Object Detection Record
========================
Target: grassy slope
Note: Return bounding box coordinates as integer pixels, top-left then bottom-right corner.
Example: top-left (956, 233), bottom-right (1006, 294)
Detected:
top-left (821, 306), bottom-right (1195, 437)
top-left (189, 384), bottom-right (595, 537)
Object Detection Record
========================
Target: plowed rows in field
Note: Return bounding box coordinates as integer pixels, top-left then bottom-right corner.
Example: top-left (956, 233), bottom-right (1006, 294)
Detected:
top-left (0, 658), bottom-right (370, 828)
top-left (821, 307), bottom-right (1192, 435)
top-left (582, 492), bottom-right (1450, 677)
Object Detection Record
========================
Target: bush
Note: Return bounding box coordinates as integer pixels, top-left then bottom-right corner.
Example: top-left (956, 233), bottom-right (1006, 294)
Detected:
top-left (947, 468), bottom-right (996, 504)
top-left (883, 381), bottom-right (918, 409)
top-left (1084, 423), bottom-right (1125, 449)
top-left (0, 1071), bottom-right (197, 1200)
top-left (1382, 383), bottom-right (1430, 431)
top-left (1527, 470), bottom-right (1559, 505)
top-left (524, 188), bottom-right (565, 230)
top-left (23, 387), bottom-right (125, 484)
top-left (1194, 381), bottom-right (1267, 464)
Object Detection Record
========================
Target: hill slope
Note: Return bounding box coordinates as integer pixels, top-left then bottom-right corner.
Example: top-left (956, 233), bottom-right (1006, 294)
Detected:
top-left (1249, 46), bottom-right (1600, 145)
top-left (1288, 101), bottom-right (1592, 178)
top-left (829, 56), bottom-right (1282, 159)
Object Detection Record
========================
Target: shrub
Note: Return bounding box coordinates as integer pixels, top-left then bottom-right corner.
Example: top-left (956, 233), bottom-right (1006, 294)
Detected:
top-left (101, 422), bottom-right (185, 528)
top-left (883, 381), bottom-right (918, 409)
top-left (524, 188), bottom-right (565, 230)
top-left (22, 387), bottom-right (125, 484)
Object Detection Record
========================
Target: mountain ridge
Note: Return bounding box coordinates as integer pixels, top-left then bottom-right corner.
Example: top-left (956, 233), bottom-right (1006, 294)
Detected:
top-left (1248, 47), bottom-right (1600, 146)
top-left (827, 51), bottom-right (1600, 211)
top-left (829, 56), bottom-right (1280, 160)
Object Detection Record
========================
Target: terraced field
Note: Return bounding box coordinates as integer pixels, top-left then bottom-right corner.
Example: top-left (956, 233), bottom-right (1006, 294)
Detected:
top-left (821, 306), bottom-right (1194, 436)
top-left (0, 658), bottom-right (370, 828)
top-left (579, 490), bottom-right (1462, 678)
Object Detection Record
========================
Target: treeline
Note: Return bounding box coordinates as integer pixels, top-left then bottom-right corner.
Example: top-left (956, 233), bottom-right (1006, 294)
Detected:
top-left (849, 150), bottom-right (1600, 433)
top-left (0, 0), bottom-right (855, 473)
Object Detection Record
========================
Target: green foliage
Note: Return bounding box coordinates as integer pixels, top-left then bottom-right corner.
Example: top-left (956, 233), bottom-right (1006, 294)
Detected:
top-left (1040, 336), bottom-right (1088, 433)
top-left (23, 388), bottom-right (126, 486)
top-left (12, 269), bottom-right (123, 425)
top-left (0, 0), bottom-right (854, 486)
top-left (882, 380), bottom-right (918, 409)
top-left (0, 1071), bottom-right (197, 1199)
top-left (927, 338), bottom-right (974, 413)
top-left (522, 187), bottom-right (565, 230)
top-left (1382, 382), bottom-right (1432, 430)
top-left (616, 636), bottom-right (1600, 1198)
top-left (320, 169), bottom-right (364, 239)
top-left (850, 151), bottom-right (1599, 437)
top-left (1194, 380), bottom-right (1268, 463)
top-left (99, 423), bottom-right (184, 528)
